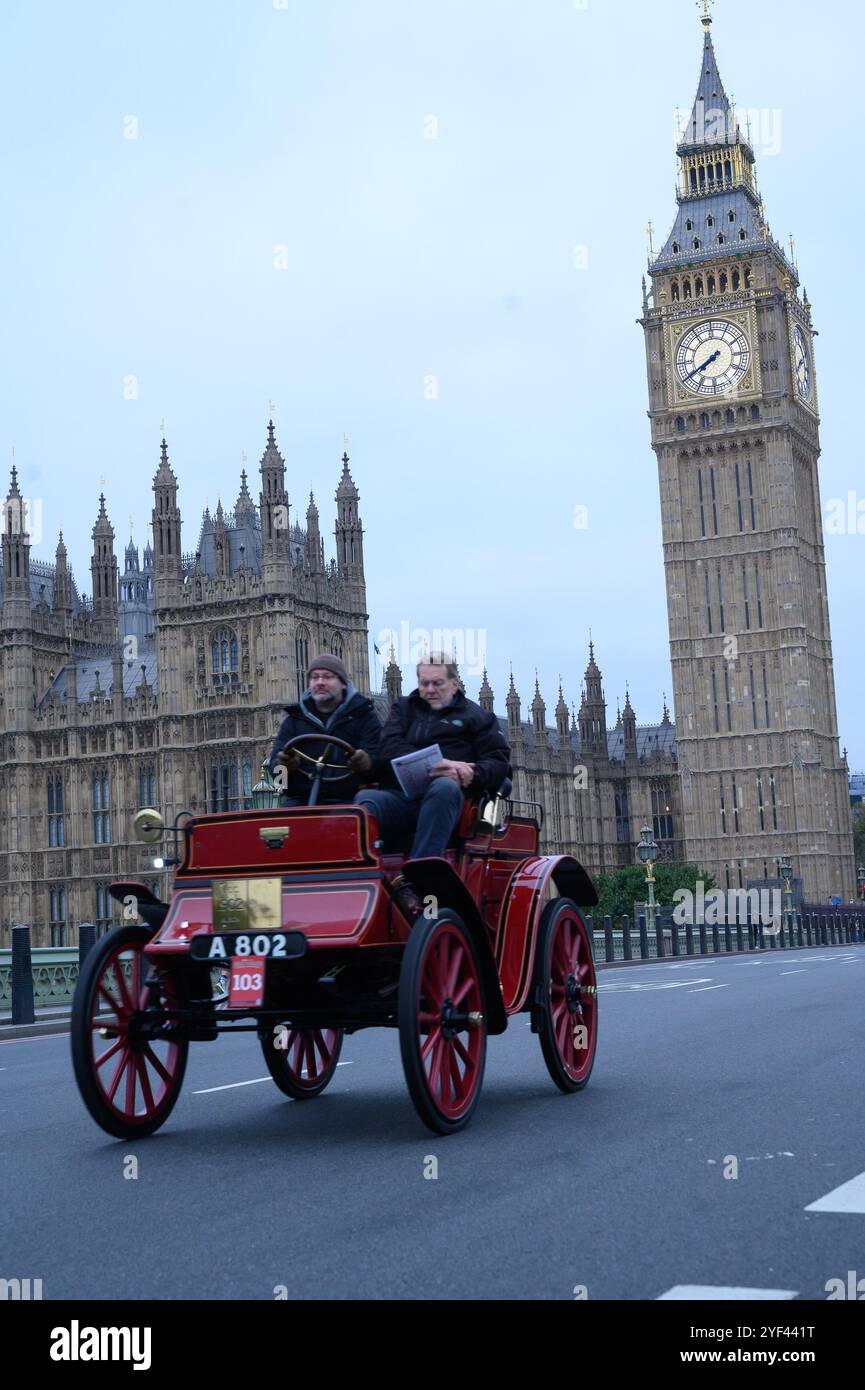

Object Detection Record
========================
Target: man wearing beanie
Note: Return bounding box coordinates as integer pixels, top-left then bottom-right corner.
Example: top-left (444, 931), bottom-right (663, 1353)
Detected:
top-left (266, 654), bottom-right (382, 805)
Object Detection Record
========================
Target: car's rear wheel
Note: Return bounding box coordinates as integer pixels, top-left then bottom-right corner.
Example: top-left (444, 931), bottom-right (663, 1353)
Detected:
top-left (260, 1025), bottom-right (344, 1099)
top-left (532, 898), bottom-right (598, 1093)
top-left (399, 910), bottom-right (486, 1135)
top-left (71, 925), bottom-right (188, 1138)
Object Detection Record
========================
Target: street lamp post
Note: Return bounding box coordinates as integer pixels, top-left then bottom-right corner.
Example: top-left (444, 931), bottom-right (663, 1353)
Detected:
top-left (637, 825), bottom-right (659, 938)
top-left (857, 866), bottom-right (865, 902)
top-left (252, 764), bottom-right (282, 810)
top-left (780, 855), bottom-right (794, 939)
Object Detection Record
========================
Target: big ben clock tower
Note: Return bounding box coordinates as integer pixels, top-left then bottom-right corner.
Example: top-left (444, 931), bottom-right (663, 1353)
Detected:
top-left (641, 5), bottom-right (855, 901)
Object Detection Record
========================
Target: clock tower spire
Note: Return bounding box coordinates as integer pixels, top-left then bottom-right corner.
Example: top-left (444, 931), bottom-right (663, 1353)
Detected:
top-left (640, 12), bottom-right (854, 902)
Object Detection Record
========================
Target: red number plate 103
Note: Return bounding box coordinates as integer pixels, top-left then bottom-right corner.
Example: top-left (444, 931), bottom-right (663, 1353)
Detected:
top-left (229, 956), bottom-right (266, 1007)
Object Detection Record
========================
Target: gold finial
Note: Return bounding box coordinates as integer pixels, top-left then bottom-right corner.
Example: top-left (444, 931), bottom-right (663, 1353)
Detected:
top-left (343, 433), bottom-right (350, 446)
top-left (646, 221), bottom-right (654, 256)
top-left (700, 0), bottom-right (713, 28)
top-left (129, 513), bottom-right (134, 531)
top-left (789, 234), bottom-right (797, 267)
top-left (159, 417), bottom-right (165, 433)
top-left (268, 399), bottom-right (276, 415)
top-left (241, 450), bottom-right (247, 463)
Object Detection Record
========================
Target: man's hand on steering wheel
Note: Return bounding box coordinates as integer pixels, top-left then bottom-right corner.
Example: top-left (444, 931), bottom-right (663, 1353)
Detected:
top-left (277, 733), bottom-right (365, 784)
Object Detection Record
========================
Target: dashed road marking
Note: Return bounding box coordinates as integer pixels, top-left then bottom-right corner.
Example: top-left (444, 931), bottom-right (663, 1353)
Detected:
top-left (194, 1062), bottom-right (353, 1095)
top-left (781, 970), bottom-right (806, 976)
top-left (658, 1285), bottom-right (797, 1301)
top-left (687, 984), bottom-right (729, 993)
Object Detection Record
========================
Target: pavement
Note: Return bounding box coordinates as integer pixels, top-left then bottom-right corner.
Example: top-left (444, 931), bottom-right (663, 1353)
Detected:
top-left (1, 944), bottom-right (863, 1300)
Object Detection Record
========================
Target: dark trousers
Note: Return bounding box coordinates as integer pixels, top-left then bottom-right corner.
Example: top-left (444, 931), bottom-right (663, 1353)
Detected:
top-left (354, 779), bottom-right (464, 858)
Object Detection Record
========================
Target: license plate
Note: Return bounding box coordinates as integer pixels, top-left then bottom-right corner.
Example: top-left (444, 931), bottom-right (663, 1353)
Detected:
top-left (189, 930), bottom-right (307, 963)
top-left (229, 957), bottom-right (265, 1007)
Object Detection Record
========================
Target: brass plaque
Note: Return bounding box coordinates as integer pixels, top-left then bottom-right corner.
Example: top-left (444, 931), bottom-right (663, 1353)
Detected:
top-left (212, 877), bottom-right (282, 932)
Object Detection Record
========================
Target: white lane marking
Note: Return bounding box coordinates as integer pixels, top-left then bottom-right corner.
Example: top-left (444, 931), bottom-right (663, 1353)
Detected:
top-left (687, 984), bottom-right (729, 993)
top-left (781, 970), bottom-right (806, 976)
top-left (194, 1062), bottom-right (353, 1095)
top-left (806, 1170), bottom-right (865, 1214)
top-left (658, 1286), bottom-right (797, 1301)
top-left (599, 979), bottom-right (713, 992)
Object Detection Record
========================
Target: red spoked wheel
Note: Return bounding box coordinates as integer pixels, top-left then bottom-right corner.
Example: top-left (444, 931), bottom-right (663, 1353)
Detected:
top-left (261, 1024), bottom-right (344, 1099)
top-left (532, 897), bottom-right (598, 1093)
top-left (399, 910), bottom-right (487, 1135)
top-left (71, 925), bottom-right (188, 1138)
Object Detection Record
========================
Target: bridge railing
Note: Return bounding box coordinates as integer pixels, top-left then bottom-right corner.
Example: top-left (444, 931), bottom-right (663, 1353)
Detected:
top-left (589, 908), bottom-right (865, 964)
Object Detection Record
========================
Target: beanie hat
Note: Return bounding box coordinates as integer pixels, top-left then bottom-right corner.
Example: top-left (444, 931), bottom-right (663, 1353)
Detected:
top-left (307, 653), bottom-right (349, 685)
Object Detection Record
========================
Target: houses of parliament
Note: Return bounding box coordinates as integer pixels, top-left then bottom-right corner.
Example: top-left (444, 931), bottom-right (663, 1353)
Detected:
top-left (1, 11), bottom-right (854, 945)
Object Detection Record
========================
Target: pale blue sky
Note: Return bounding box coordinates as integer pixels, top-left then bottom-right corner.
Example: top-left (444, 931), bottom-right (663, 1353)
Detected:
top-left (2, 0), bottom-right (862, 764)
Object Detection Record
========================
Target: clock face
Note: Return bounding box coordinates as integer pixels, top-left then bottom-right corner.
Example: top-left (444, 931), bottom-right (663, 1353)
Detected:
top-left (675, 319), bottom-right (751, 396)
top-left (793, 325), bottom-right (812, 400)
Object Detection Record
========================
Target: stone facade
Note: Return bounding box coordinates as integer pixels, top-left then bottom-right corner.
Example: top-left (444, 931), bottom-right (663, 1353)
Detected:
top-left (0, 425), bottom-right (370, 944)
top-left (640, 13), bottom-right (855, 900)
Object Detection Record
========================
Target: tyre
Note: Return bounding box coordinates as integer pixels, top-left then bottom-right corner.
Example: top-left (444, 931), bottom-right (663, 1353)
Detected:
top-left (398, 910), bottom-right (486, 1135)
top-left (261, 1025), bottom-right (344, 1099)
top-left (71, 925), bottom-right (188, 1138)
top-left (532, 897), bottom-right (598, 1093)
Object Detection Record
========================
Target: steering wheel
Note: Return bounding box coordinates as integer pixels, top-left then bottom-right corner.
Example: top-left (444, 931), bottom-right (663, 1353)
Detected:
top-left (279, 733), bottom-right (358, 784)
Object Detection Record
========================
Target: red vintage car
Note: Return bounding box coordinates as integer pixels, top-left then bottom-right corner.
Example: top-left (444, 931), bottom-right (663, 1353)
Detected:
top-left (71, 734), bottom-right (599, 1136)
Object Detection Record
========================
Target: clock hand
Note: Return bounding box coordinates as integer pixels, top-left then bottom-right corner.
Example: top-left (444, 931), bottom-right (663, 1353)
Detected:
top-left (682, 348), bottom-right (721, 383)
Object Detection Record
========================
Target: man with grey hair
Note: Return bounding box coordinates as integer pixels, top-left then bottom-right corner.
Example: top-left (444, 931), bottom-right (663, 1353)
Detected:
top-left (355, 653), bottom-right (510, 917)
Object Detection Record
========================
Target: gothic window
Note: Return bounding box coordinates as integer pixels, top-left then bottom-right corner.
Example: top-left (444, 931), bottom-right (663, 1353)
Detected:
top-left (138, 766), bottom-right (157, 805)
top-left (690, 168), bottom-right (697, 192)
top-left (719, 271), bottom-right (728, 292)
top-left (750, 404), bottom-right (760, 421)
top-left (724, 159), bottom-right (732, 182)
top-left (724, 666), bottom-right (733, 730)
top-left (769, 773), bottom-right (779, 830)
top-left (712, 409), bottom-right (721, 427)
top-left (651, 785), bottom-right (673, 840)
top-left (95, 883), bottom-right (112, 937)
top-left (728, 209), bottom-right (735, 223)
top-left (757, 776), bottom-right (765, 830)
top-left (711, 666), bottom-right (720, 731)
top-left (706, 215), bottom-right (714, 228)
top-left (762, 660), bottom-right (770, 725)
top-left (671, 280), bottom-right (680, 301)
top-left (742, 565), bottom-right (751, 630)
top-left (211, 628), bottom-right (239, 681)
top-left (92, 770), bottom-right (111, 844)
top-left (614, 788), bottom-right (630, 844)
top-left (687, 413), bottom-right (697, 430)
top-left (739, 228), bottom-right (746, 241)
top-left (705, 568), bottom-right (713, 633)
top-left (683, 279), bottom-right (692, 298)
top-left (700, 411), bottom-right (710, 428)
top-left (726, 408), bottom-right (735, 425)
top-left (732, 269), bottom-right (740, 289)
top-left (295, 627), bottom-right (310, 700)
top-left (47, 774), bottom-right (65, 847)
top-left (750, 662), bottom-right (758, 728)
top-left (717, 234), bottom-right (725, 245)
top-left (732, 777), bottom-right (740, 830)
top-left (685, 220), bottom-right (692, 232)
top-left (735, 462), bottom-right (744, 529)
top-left (676, 416), bottom-right (685, 432)
top-left (746, 460), bottom-right (756, 527)
top-left (707, 274), bottom-right (716, 294)
top-left (755, 564), bottom-right (764, 628)
top-left (330, 632), bottom-right (344, 660)
top-left (709, 466), bottom-right (719, 532)
top-left (672, 241), bottom-right (680, 255)
top-left (720, 778), bottom-right (727, 834)
top-left (692, 237), bottom-right (700, 249)
top-left (49, 887), bottom-right (67, 947)
top-left (744, 265), bottom-right (752, 288)
top-left (695, 277), bottom-right (704, 297)
top-left (697, 467), bottom-right (706, 536)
